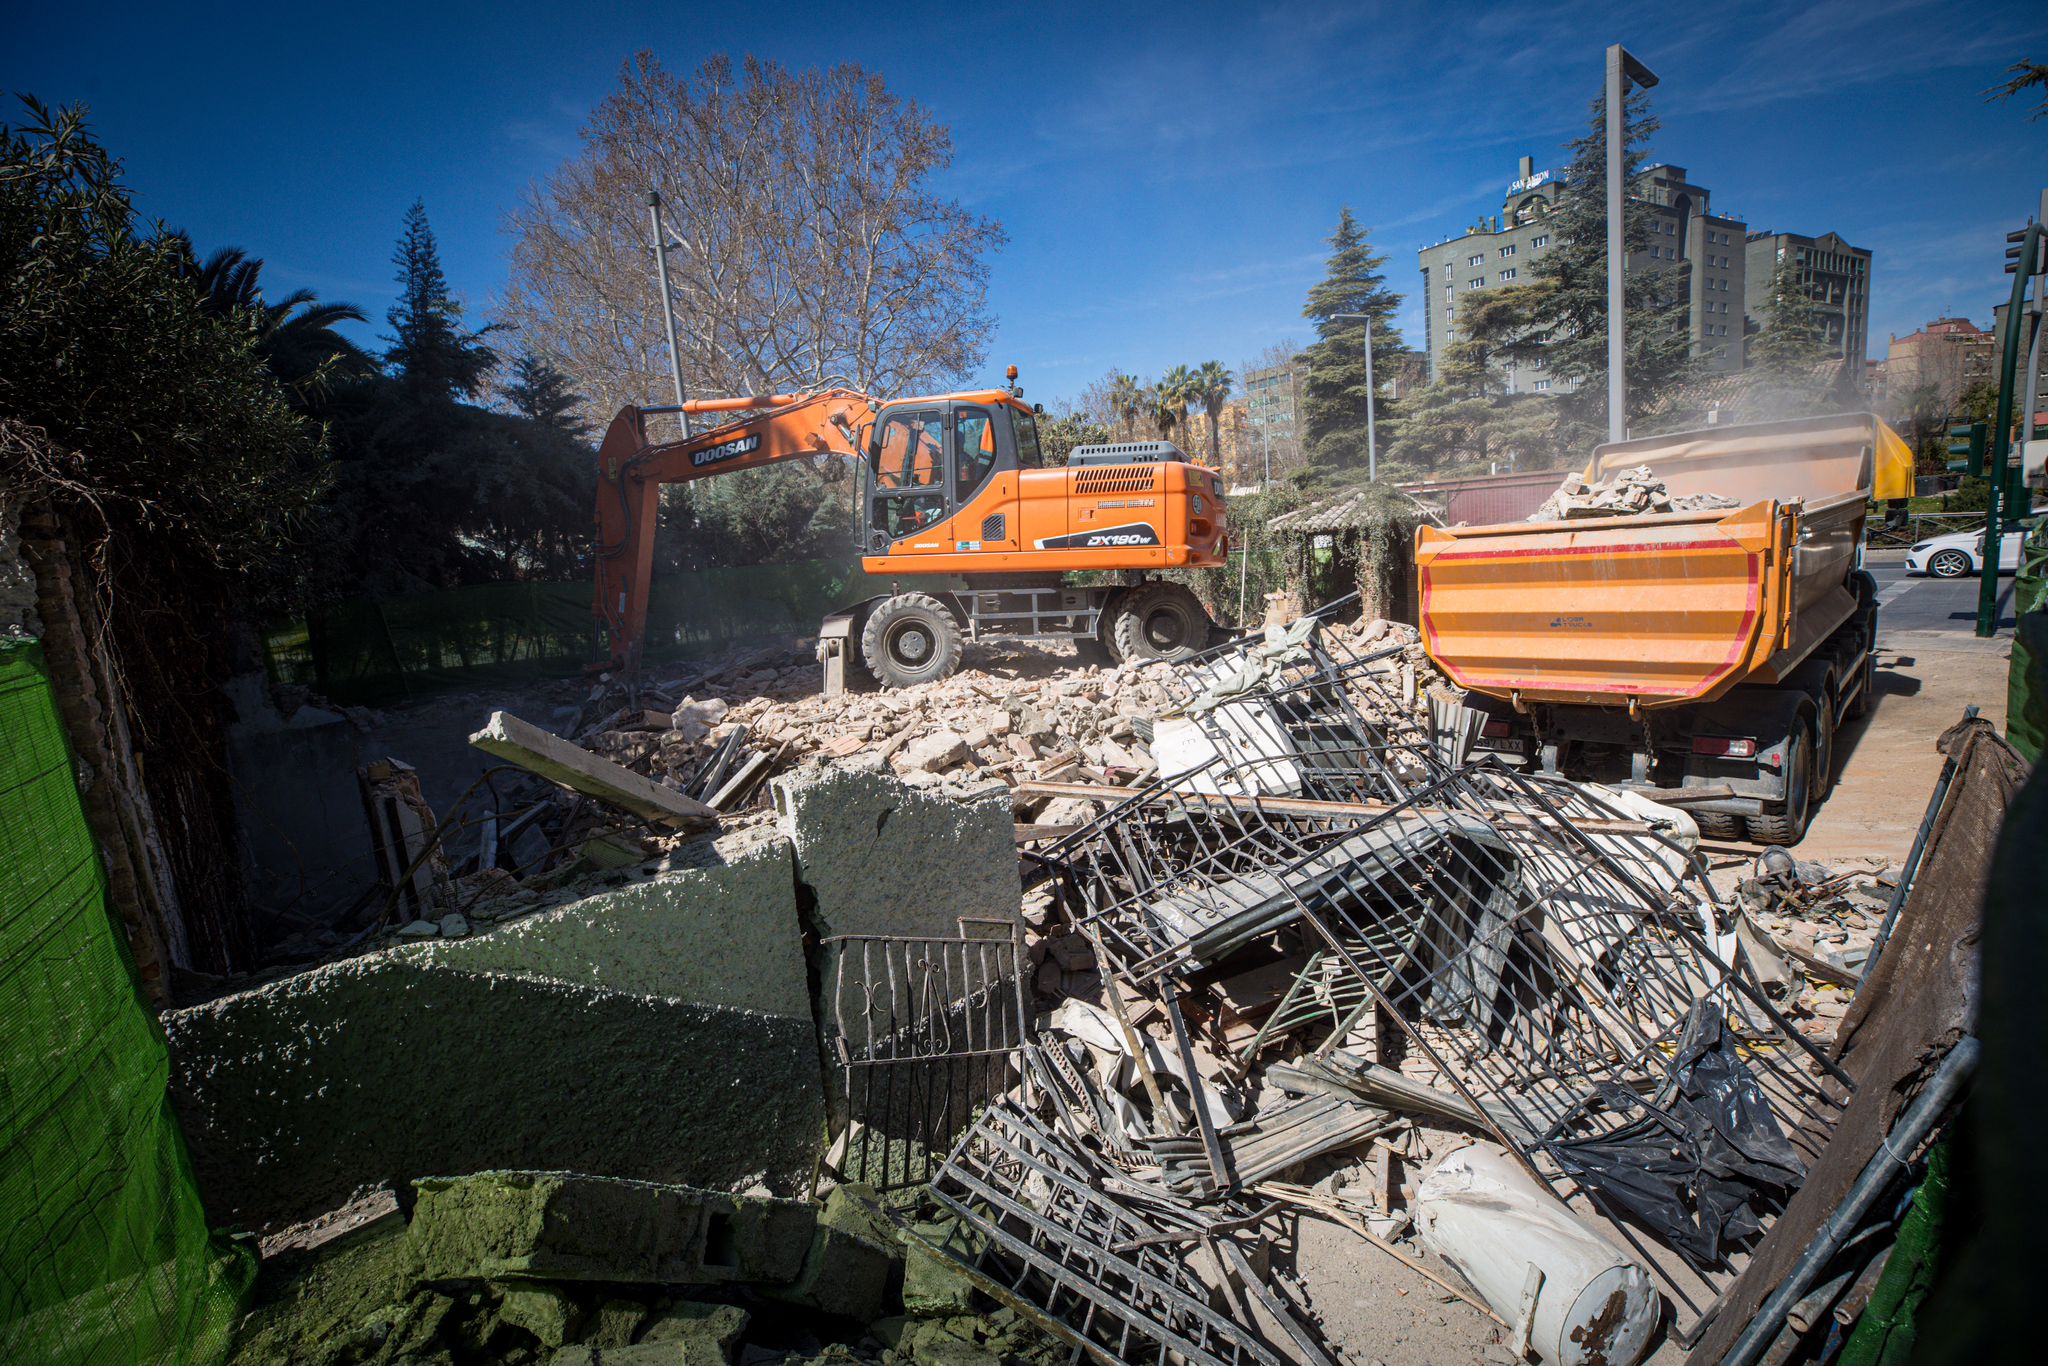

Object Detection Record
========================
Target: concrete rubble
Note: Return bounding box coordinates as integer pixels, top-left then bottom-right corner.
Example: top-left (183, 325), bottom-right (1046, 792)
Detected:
top-left (1529, 464), bottom-right (1743, 521)
top-left (209, 601), bottom-right (1993, 1366)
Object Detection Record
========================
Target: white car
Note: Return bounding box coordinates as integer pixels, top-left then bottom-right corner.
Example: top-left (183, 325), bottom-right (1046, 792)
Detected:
top-left (1905, 518), bottom-right (2038, 578)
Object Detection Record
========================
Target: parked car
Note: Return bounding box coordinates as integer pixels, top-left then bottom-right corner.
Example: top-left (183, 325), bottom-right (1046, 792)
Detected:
top-left (1905, 515), bottom-right (2040, 577)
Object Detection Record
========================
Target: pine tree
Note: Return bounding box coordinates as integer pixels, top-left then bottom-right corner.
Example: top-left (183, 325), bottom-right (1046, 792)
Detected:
top-left (505, 353), bottom-right (589, 436)
top-left (1748, 259), bottom-right (1832, 372)
top-left (1506, 88), bottom-right (1693, 453)
top-left (1299, 208), bottom-right (1404, 471)
top-left (385, 199), bottom-right (496, 397)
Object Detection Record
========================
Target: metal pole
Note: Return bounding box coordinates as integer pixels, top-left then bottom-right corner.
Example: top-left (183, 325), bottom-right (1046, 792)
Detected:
top-left (647, 189), bottom-right (690, 434)
top-left (1603, 46), bottom-right (1658, 446)
top-left (1605, 45), bottom-right (1627, 446)
top-left (1979, 218), bottom-right (2044, 637)
top-left (1363, 313), bottom-right (1379, 482)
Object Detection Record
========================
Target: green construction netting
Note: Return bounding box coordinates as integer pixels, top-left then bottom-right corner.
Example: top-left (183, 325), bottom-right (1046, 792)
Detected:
top-left (0, 639), bottom-right (251, 1364)
top-left (2007, 519), bottom-right (2048, 763)
top-left (265, 558), bottom-right (868, 705)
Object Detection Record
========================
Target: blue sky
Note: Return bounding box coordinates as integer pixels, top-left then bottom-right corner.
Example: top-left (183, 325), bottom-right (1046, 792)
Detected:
top-left (7, 0), bottom-right (2045, 407)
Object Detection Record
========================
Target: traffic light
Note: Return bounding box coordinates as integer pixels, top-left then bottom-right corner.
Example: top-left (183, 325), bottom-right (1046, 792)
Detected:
top-left (2009, 226), bottom-right (2045, 276)
top-left (1948, 422), bottom-right (1987, 477)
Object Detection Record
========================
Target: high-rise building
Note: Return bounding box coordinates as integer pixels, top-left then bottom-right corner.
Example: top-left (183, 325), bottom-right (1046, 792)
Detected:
top-left (1416, 157), bottom-right (1748, 391)
top-left (1744, 231), bottom-right (1873, 370)
top-left (1242, 362), bottom-right (1305, 479)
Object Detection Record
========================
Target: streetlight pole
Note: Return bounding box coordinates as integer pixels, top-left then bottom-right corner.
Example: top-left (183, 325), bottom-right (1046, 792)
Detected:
top-left (1333, 312), bottom-right (1379, 480)
top-left (647, 188), bottom-right (690, 435)
top-left (1605, 45), bottom-right (1658, 446)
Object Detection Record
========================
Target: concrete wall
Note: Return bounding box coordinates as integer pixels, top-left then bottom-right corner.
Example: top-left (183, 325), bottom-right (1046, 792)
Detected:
top-left (772, 761), bottom-right (1019, 942)
top-left (166, 842), bottom-right (823, 1231)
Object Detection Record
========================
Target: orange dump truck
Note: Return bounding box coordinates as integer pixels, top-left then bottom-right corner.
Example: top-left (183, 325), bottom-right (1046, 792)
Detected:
top-left (1415, 412), bottom-right (1915, 844)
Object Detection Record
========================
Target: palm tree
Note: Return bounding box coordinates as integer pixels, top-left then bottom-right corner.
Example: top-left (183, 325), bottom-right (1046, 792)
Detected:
top-left (1158, 364), bottom-right (1197, 446)
top-left (1108, 372), bottom-right (1144, 440)
top-left (1191, 360), bottom-right (1234, 467)
top-left (174, 235), bottom-right (371, 407)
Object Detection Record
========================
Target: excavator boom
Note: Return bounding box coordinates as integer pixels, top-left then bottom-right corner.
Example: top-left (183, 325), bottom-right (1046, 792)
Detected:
top-left (593, 390), bottom-right (870, 670)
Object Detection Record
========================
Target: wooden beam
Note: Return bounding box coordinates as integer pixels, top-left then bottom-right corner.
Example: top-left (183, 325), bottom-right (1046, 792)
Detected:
top-left (470, 710), bottom-right (717, 831)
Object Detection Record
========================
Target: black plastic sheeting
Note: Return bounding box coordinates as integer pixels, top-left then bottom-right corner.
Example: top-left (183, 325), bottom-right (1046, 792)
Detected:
top-left (1545, 1000), bottom-right (1807, 1269)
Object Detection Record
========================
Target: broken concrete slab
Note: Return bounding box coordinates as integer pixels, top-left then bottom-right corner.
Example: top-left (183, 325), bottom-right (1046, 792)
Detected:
top-left (406, 842), bottom-right (811, 1017)
top-left (496, 1284), bottom-right (582, 1348)
top-left (770, 763), bottom-right (1018, 941)
top-left (767, 1182), bottom-right (902, 1322)
top-left (408, 1171), bottom-right (816, 1287)
top-left (639, 1301), bottom-right (749, 1360)
top-left (165, 847), bottom-right (825, 1230)
top-left (470, 710), bottom-right (716, 830)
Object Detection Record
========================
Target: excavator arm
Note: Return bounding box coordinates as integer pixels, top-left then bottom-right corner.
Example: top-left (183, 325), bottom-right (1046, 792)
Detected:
top-left (593, 389), bottom-right (872, 670)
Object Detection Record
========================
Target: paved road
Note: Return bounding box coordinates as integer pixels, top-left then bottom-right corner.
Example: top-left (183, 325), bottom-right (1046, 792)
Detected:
top-left (1868, 558), bottom-right (2016, 637)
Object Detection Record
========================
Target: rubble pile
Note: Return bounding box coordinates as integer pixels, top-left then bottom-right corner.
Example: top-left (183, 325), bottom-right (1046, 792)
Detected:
top-left (814, 611), bottom-right (1852, 1366)
top-left (1727, 847), bottom-right (1897, 1045)
top-left (1531, 464), bottom-right (1743, 521)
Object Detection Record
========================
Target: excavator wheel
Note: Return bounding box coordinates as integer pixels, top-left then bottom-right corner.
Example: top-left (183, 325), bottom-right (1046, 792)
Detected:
top-left (1110, 582), bottom-right (1211, 664)
top-left (861, 592), bottom-right (964, 689)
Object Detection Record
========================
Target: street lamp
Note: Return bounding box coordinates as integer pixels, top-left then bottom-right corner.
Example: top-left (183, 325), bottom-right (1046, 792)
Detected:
top-left (1605, 44), bottom-right (1659, 446)
top-left (1332, 312), bottom-right (1379, 481)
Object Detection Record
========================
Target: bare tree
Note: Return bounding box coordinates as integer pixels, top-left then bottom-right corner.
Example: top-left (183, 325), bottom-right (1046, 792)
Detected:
top-left (502, 53), bottom-right (1006, 427)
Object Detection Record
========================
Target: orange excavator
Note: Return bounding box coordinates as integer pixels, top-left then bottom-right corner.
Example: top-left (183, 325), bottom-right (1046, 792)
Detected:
top-left (593, 369), bottom-right (1230, 688)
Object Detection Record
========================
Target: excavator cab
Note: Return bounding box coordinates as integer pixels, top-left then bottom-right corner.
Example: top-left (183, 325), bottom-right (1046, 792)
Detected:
top-left (864, 398), bottom-right (1041, 553)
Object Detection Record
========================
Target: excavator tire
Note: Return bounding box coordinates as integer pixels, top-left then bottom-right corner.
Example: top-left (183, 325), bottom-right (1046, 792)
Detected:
top-left (862, 592), bottom-right (964, 689)
top-left (1110, 582), bottom-right (1210, 664)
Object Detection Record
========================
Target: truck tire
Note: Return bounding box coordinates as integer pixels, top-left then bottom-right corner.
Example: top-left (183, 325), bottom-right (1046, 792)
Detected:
top-left (1693, 811), bottom-right (1743, 842)
top-left (861, 592), bottom-right (964, 689)
top-left (1110, 582), bottom-right (1210, 664)
top-left (1847, 649), bottom-right (1875, 720)
top-left (1744, 706), bottom-right (1817, 846)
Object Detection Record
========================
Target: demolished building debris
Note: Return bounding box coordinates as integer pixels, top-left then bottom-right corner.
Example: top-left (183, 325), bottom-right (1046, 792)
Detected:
top-left (186, 596), bottom-right (1999, 1366)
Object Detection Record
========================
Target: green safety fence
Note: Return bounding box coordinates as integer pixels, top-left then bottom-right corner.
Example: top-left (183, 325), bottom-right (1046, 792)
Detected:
top-left (0, 640), bottom-right (251, 1364)
top-left (2006, 518), bottom-right (2048, 763)
top-left (265, 558), bottom-right (867, 705)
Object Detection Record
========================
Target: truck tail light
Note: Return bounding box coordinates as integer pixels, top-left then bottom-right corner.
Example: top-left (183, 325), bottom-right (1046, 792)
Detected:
top-left (1481, 721), bottom-right (1511, 738)
top-left (1692, 736), bottom-right (1757, 758)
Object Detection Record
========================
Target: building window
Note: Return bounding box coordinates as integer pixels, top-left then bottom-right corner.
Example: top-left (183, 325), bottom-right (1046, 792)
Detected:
top-left (1532, 234), bottom-right (1549, 248)
top-left (1468, 278), bottom-right (1483, 289)
top-left (1499, 268), bottom-right (1517, 281)
top-left (1499, 245), bottom-right (1516, 257)
top-left (1534, 379), bottom-right (1552, 391)
top-left (1468, 254), bottom-right (1484, 267)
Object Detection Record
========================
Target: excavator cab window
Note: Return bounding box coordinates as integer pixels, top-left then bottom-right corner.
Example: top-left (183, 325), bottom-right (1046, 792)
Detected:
top-left (1011, 406), bottom-right (1044, 469)
top-left (954, 408), bottom-right (998, 501)
top-left (870, 408), bottom-right (947, 544)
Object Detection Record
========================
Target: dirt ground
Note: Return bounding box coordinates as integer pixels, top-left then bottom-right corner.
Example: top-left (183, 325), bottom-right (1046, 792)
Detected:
top-left (1797, 634), bottom-right (2012, 863)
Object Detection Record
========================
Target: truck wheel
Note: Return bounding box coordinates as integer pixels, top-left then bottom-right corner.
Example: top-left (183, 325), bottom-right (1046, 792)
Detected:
top-left (1110, 583), bottom-right (1210, 664)
top-left (861, 593), bottom-right (963, 689)
top-left (1847, 650), bottom-right (1875, 720)
top-left (1693, 811), bottom-right (1743, 842)
top-left (1744, 707), bottom-right (1816, 846)
top-left (1812, 693), bottom-right (1837, 799)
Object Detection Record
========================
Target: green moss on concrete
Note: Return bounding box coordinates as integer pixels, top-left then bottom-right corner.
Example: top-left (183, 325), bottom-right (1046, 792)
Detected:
top-left (408, 1171), bottom-right (815, 1286)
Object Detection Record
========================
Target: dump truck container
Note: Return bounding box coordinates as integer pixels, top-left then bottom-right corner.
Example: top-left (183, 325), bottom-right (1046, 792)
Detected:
top-left (1415, 412), bottom-right (1915, 844)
